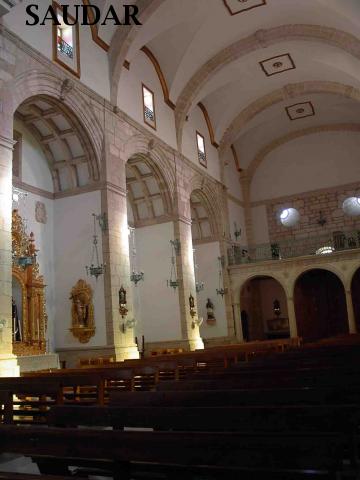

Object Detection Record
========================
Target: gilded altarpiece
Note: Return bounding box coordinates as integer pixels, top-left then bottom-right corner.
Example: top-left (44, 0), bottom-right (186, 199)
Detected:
top-left (12, 210), bottom-right (47, 356)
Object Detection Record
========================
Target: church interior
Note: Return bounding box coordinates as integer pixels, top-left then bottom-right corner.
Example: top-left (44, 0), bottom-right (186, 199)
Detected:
top-left (0, 0), bottom-right (360, 478)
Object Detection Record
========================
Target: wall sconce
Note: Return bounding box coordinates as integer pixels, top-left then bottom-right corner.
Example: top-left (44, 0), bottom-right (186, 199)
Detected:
top-left (317, 211), bottom-right (327, 227)
top-left (189, 294), bottom-right (196, 318)
top-left (234, 222), bottom-right (241, 241)
top-left (170, 239), bottom-right (181, 255)
top-left (120, 317), bottom-right (136, 333)
top-left (191, 316), bottom-right (203, 330)
top-left (119, 286), bottom-right (128, 318)
top-left (216, 257), bottom-right (228, 297)
top-left (196, 281), bottom-right (204, 293)
top-left (95, 213), bottom-right (108, 232)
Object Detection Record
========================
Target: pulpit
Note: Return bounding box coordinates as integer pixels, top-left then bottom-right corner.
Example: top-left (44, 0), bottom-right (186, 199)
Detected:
top-left (12, 209), bottom-right (47, 356)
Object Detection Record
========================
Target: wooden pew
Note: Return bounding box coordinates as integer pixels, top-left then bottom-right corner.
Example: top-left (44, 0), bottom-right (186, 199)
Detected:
top-left (0, 474), bottom-right (80, 480)
top-left (109, 385), bottom-right (360, 407)
top-left (0, 425), bottom-right (352, 479)
top-left (47, 403), bottom-right (360, 434)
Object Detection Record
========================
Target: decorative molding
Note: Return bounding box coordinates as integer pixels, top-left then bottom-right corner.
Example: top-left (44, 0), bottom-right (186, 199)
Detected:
top-left (81, 0), bottom-right (110, 52)
top-left (52, 1), bottom-right (81, 79)
top-left (230, 144), bottom-right (242, 172)
top-left (247, 123), bottom-right (360, 183)
top-left (0, 135), bottom-right (16, 150)
top-left (223, 0), bottom-right (266, 16)
top-left (174, 24), bottom-right (360, 151)
top-left (220, 81), bottom-right (360, 154)
top-left (260, 53), bottom-right (295, 77)
top-left (141, 46), bottom-right (176, 110)
top-left (198, 102), bottom-right (219, 148)
top-left (12, 179), bottom-right (54, 200)
top-left (251, 180), bottom-right (360, 208)
top-left (227, 192), bottom-right (245, 207)
top-left (286, 101), bottom-right (315, 121)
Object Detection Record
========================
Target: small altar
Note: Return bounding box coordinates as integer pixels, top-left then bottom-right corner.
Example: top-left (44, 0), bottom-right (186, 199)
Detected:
top-left (11, 210), bottom-right (60, 374)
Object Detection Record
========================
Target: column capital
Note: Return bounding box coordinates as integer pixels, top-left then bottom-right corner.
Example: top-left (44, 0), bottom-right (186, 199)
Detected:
top-left (0, 135), bottom-right (16, 151)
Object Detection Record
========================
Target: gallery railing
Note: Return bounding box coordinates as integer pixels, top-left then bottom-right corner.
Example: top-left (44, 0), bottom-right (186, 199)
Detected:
top-left (228, 229), bottom-right (360, 265)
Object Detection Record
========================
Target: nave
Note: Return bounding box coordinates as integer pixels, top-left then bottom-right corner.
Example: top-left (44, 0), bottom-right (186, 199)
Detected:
top-left (0, 336), bottom-right (359, 479)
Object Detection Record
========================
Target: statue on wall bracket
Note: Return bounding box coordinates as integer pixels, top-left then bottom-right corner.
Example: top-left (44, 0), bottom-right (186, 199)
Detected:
top-left (69, 279), bottom-right (95, 343)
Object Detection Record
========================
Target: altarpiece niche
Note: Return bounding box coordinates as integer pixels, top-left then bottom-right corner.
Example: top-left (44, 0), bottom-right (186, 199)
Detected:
top-left (12, 209), bottom-right (47, 356)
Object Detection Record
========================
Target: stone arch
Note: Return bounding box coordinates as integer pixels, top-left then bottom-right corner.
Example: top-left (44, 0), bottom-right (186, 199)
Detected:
top-left (8, 70), bottom-right (103, 175)
top-left (123, 133), bottom-right (176, 204)
top-left (247, 123), bottom-right (360, 185)
top-left (126, 152), bottom-right (174, 225)
top-left (240, 274), bottom-right (289, 342)
top-left (174, 24), bottom-right (360, 150)
top-left (294, 268), bottom-right (348, 342)
top-left (219, 81), bottom-right (360, 155)
top-left (190, 188), bottom-right (219, 241)
top-left (292, 264), bottom-right (346, 294)
top-left (109, 0), bottom-right (166, 105)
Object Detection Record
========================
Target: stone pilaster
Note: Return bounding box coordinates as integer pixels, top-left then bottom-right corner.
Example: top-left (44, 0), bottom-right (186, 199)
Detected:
top-left (239, 172), bottom-right (254, 248)
top-left (173, 216), bottom-right (204, 351)
top-left (345, 289), bottom-right (357, 334)
top-left (101, 127), bottom-right (138, 361)
top-left (0, 134), bottom-right (19, 376)
top-left (232, 302), bottom-right (244, 342)
top-left (286, 296), bottom-right (298, 338)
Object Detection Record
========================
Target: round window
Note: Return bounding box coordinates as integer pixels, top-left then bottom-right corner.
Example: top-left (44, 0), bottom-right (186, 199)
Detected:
top-left (279, 208), bottom-right (300, 227)
top-left (342, 197), bottom-right (360, 217)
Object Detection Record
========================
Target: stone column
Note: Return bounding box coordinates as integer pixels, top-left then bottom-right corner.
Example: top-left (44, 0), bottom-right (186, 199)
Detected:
top-left (173, 216), bottom-right (204, 351)
top-left (232, 302), bottom-right (244, 342)
top-left (0, 134), bottom-right (19, 376)
top-left (345, 289), bottom-right (357, 334)
top-left (101, 124), bottom-right (138, 361)
top-left (286, 296), bottom-right (298, 338)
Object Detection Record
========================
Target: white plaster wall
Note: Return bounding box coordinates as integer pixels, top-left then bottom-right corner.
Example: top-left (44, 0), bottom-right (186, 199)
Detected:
top-left (4, 0), bottom-right (110, 100)
top-left (228, 200), bottom-right (245, 244)
top-left (14, 120), bottom-right (54, 193)
top-left (117, 51), bottom-right (177, 149)
top-left (224, 150), bottom-right (242, 200)
top-left (182, 105), bottom-right (221, 181)
top-left (251, 205), bottom-right (270, 244)
top-left (251, 131), bottom-right (360, 202)
top-left (195, 241), bottom-right (227, 339)
top-left (53, 191), bottom-right (106, 349)
top-left (133, 222), bottom-right (182, 343)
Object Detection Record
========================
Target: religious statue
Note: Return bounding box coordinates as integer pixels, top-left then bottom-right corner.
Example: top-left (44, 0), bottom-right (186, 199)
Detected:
top-left (189, 294), bottom-right (196, 318)
top-left (119, 286), bottom-right (128, 318)
top-left (206, 298), bottom-right (216, 326)
top-left (70, 279), bottom-right (95, 343)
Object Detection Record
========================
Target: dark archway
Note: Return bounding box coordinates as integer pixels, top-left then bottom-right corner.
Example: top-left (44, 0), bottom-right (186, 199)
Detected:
top-left (240, 276), bottom-right (289, 341)
top-left (294, 269), bottom-right (348, 342)
top-left (351, 268), bottom-right (360, 332)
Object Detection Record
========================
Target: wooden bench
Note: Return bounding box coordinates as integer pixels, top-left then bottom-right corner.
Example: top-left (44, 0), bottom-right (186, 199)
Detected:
top-left (0, 425), bottom-right (352, 479)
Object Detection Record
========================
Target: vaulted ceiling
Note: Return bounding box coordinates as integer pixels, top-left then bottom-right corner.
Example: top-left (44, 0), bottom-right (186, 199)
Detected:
top-left (108, 0), bottom-right (360, 160)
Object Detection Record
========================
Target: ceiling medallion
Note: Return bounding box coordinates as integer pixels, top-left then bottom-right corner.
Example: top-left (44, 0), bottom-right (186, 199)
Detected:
top-left (223, 0), bottom-right (266, 16)
top-left (260, 53), bottom-right (295, 77)
top-left (286, 102), bottom-right (315, 121)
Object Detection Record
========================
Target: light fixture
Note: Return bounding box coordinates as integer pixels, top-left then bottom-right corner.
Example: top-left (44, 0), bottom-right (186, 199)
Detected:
top-left (167, 240), bottom-right (179, 290)
top-left (279, 207), bottom-right (300, 227)
top-left (85, 213), bottom-right (106, 280)
top-left (193, 249), bottom-right (205, 293)
top-left (234, 222), bottom-right (241, 241)
top-left (12, 187), bottom-right (27, 206)
top-left (316, 246), bottom-right (334, 255)
top-left (216, 256), bottom-right (228, 297)
top-left (343, 197), bottom-right (360, 217)
top-left (128, 226), bottom-right (144, 286)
